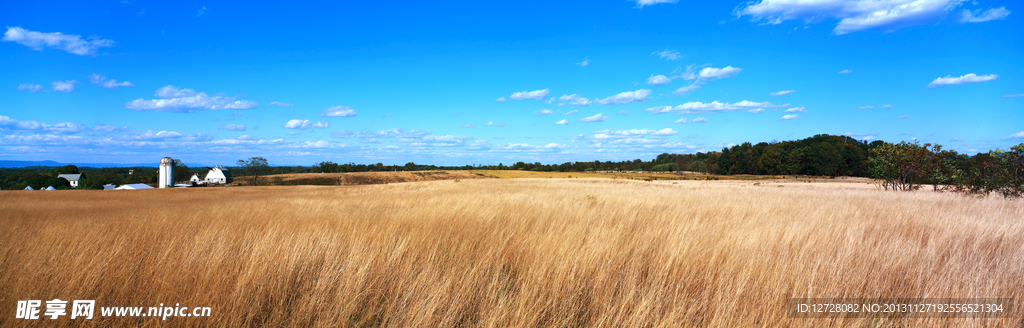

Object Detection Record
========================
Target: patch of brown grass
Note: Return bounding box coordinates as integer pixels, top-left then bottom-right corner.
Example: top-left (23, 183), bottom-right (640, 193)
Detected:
top-left (1, 179), bottom-right (1022, 327)
top-left (237, 170), bottom-right (487, 186)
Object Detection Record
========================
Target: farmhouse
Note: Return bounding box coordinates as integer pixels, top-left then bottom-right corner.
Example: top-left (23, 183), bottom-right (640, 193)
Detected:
top-left (205, 165), bottom-right (232, 184)
top-left (190, 173), bottom-right (203, 183)
top-left (57, 174), bottom-right (81, 188)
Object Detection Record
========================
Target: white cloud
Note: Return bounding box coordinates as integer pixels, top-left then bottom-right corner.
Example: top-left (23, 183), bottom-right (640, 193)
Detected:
top-left (535, 109), bottom-right (554, 115)
top-left (486, 121), bottom-right (506, 127)
top-left (861, 136), bottom-right (876, 141)
top-left (495, 97), bottom-right (507, 102)
top-left (692, 117), bottom-right (708, 123)
top-left (118, 130), bottom-right (214, 141)
top-left (927, 73), bottom-right (999, 88)
top-left (898, 115), bottom-right (909, 119)
top-left (858, 105), bottom-right (875, 109)
top-left (673, 118), bottom-right (687, 124)
top-left (197, 6), bottom-right (207, 17)
top-left (577, 58), bottom-right (589, 66)
top-left (218, 124), bottom-right (246, 131)
top-left (784, 106), bottom-right (807, 112)
top-left (646, 100), bottom-right (779, 114)
top-left (633, 0), bottom-right (678, 8)
top-left (959, 7), bottom-right (1010, 22)
top-left (268, 101), bottom-right (294, 107)
top-left (1005, 131), bottom-right (1024, 140)
top-left (748, 108), bottom-right (765, 113)
top-left (651, 128), bottom-right (678, 136)
top-left (1003, 93), bottom-right (1024, 98)
top-left (555, 119), bottom-right (568, 125)
top-left (617, 110), bottom-right (629, 115)
top-left (125, 85), bottom-right (258, 112)
top-left (16, 83), bottom-right (42, 92)
top-left (284, 119), bottom-right (329, 129)
top-left (880, 104), bottom-right (893, 108)
top-left (698, 66), bottom-right (741, 80)
top-left (88, 74), bottom-right (134, 89)
top-left (93, 123), bottom-right (129, 133)
top-left (738, 0), bottom-right (969, 35)
top-left (579, 113), bottom-right (608, 122)
top-left (646, 74), bottom-right (672, 86)
top-left (673, 82), bottom-right (702, 95)
top-left (777, 114), bottom-right (800, 120)
top-left (770, 90), bottom-right (795, 96)
top-left (557, 94), bottom-right (591, 106)
top-left (52, 80), bottom-right (76, 92)
top-left (653, 49), bottom-right (682, 60)
top-left (839, 69), bottom-right (853, 74)
top-left (319, 105), bottom-right (357, 117)
top-left (564, 110), bottom-right (579, 115)
top-left (461, 123), bottom-right (477, 128)
top-left (509, 89), bottom-right (550, 101)
top-left (2, 26), bottom-right (114, 56)
top-left (594, 89), bottom-right (651, 105)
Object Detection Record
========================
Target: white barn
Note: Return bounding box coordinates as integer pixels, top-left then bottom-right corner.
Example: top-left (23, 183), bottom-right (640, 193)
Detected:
top-left (57, 174), bottom-right (82, 188)
top-left (205, 165), bottom-right (232, 184)
top-left (190, 173), bottom-right (203, 183)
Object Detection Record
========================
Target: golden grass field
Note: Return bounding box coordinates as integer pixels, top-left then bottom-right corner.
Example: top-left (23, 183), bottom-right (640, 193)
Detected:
top-left (2, 177), bottom-right (1022, 327)
top-left (238, 170), bottom-right (488, 186)
top-left (470, 170), bottom-right (787, 181)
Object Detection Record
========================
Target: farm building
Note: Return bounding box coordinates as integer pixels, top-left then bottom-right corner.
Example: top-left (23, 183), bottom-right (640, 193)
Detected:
top-left (205, 165), bottom-right (232, 184)
top-left (24, 186), bottom-right (34, 190)
top-left (44, 186), bottom-right (56, 191)
top-left (190, 173), bottom-right (203, 183)
top-left (114, 183), bottom-right (154, 190)
top-left (57, 174), bottom-right (82, 188)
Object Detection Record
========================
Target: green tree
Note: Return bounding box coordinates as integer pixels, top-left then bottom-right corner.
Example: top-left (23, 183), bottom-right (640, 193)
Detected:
top-left (237, 157), bottom-right (270, 186)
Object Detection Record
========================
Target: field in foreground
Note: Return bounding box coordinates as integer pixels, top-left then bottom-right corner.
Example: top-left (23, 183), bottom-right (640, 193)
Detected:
top-left (1, 179), bottom-right (1022, 327)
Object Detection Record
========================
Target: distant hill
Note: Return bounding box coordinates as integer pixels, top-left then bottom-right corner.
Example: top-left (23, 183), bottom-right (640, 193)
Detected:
top-left (0, 160), bottom-right (62, 168)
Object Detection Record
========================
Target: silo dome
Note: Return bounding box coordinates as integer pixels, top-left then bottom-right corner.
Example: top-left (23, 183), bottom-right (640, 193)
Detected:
top-left (160, 157), bottom-right (173, 165)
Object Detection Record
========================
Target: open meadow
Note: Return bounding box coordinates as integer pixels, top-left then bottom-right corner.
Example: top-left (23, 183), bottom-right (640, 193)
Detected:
top-left (1, 177), bottom-right (1022, 327)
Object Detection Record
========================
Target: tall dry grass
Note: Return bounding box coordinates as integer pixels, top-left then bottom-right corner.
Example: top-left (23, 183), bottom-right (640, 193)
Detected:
top-left (1, 179), bottom-right (1022, 327)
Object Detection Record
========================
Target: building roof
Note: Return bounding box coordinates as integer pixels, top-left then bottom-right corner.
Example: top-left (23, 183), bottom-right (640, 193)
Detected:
top-left (115, 183), bottom-right (154, 190)
top-left (57, 174), bottom-right (82, 181)
top-left (44, 186), bottom-right (56, 190)
top-left (24, 186), bottom-right (34, 190)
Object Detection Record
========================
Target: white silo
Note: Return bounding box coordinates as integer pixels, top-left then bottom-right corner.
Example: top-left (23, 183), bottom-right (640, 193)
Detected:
top-left (159, 157), bottom-right (174, 188)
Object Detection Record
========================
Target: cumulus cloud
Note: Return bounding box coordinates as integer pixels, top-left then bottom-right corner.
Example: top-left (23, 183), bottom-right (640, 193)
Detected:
top-left (118, 130), bottom-right (214, 141)
top-left (1005, 131), bottom-right (1024, 140)
top-left (284, 119), bottom-right (329, 129)
top-left (16, 83), bottom-right (42, 92)
top-left (673, 82), bottom-right (702, 96)
top-left (858, 105), bottom-right (875, 109)
top-left (770, 90), bottom-right (795, 96)
top-left (777, 114), bottom-right (800, 120)
top-left (576, 58), bottom-right (589, 66)
top-left (88, 74), bottom-right (134, 89)
top-left (692, 117), bottom-right (708, 123)
top-left (125, 85), bottom-right (259, 112)
top-left (633, 0), bottom-right (678, 8)
top-left (268, 101), bottom-right (294, 107)
top-left (486, 121), bottom-right (506, 127)
top-left (218, 124), bottom-right (246, 131)
top-left (495, 97), bottom-right (507, 102)
top-left (93, 123), bottom-right (129, 133)
top-left (509, 89), bottom-right (550, 101)
top-left (927, 73), bottom-right (999, 88)
top-left (959, 7), bottom-right (1010, 22)
top-left (617, 110), bottom-right (629, 115)
top-left (646, 74), bottom-right (672, 86)
top-left (555, 119), bottom-right (568, 125)
top-left (594, 89), bottom-right (651, 105)
top-left (784, 106), bottom-right (807, 112)
top-left (839, 69), bottom-right (853, 74)
top-left (319, 105), bottom-right (357, 117)
top-left (698, 66), bottom-right (741, 80)
top-left (52, 80), bottom-right (76, 92)
top-left (557, 94), bottom-right (591, 106)
top-left (579, 113), bottom-right (608, 122)
top-left (535, 109), bottom-right (554, 115)
top-left (673, 118), bottom-right (687, 124)
top-left (737, 0), bottom-right (970, 34)
top-left (646, 100), bottom-right (779, 114)
top-left (2, 26), bottom-right (114, 56)
top-left (653, 49), bottom-right (682, 60)
top-left (564, 110), bottom-right (579, 115)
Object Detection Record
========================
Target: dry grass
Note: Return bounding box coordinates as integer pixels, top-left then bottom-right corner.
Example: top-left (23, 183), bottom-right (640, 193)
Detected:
top-left (1, 179), bottom-right (1022, 327)
top-left (472, 170), bottom-right (788, 181)
top-left (238, 170), bottom-right (488, 186)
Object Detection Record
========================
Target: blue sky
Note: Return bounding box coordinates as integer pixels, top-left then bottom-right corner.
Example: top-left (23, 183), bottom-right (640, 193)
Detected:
top-left (1, 0), bottom-right (1021, 166)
